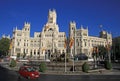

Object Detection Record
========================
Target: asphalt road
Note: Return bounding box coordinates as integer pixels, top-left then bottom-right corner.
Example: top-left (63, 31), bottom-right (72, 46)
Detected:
top-left (0, 65), bottom-right (120, 81)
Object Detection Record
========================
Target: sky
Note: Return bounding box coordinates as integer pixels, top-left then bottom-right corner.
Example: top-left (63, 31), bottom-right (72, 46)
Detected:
top-left (0, 0), bottom-right (120, 38)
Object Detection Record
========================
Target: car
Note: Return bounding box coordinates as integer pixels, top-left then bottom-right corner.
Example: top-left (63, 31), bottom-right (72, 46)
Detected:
top-left (74, 53), bottom-right (88, 61)
top-left (88, 57), bottom-right (94, 61)
top-left (18, 59), bottom-right (29, 63)
top-left (45, 59), bottom-right (50, 62)
top-left (18, 66), bottom-right (40, 79)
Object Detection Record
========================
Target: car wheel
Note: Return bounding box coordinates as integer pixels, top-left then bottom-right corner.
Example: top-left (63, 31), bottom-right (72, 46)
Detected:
top-left (18, 75), bottom-right (21, 80)
top-left (27, 76), bottom-right (31, 79)
top-left (17, 73), bottom-right (21, 80)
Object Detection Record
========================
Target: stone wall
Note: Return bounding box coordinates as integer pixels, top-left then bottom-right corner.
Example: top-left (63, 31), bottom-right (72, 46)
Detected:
top-left (46, 61), bottom-right (93, 72)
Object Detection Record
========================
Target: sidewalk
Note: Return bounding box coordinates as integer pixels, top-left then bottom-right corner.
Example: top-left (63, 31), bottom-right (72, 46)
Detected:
top-left (1, 62), bottom-right (120, 75)
top-left (40, 69), bottom-right (120, 75)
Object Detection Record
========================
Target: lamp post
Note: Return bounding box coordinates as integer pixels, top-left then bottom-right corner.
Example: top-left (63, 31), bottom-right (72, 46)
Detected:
top-left (69, 28), bottom-right (75, 72)
top-left (64, 38), bottom-right (67, 72)
top-left (106, 44), bottom-right (111, 62)
top-left (65, 52), bottom-right (67, 72)
top-left (93, 47), bottom-right (98, 68)
top-left (73, 28), bottom-right (76, 72)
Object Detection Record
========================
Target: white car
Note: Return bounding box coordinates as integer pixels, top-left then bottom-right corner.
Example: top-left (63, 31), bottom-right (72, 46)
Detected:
top-left (88, 57), bottom-right (94, 61)
top-left (18, 59), bottom-right (29, 62)
top-left (45, 59), bottom-right (50, 62)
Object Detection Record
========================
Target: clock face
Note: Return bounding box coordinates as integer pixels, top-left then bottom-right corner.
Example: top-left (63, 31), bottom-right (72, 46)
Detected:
top-left (48, 28), bottom-right (53, 31)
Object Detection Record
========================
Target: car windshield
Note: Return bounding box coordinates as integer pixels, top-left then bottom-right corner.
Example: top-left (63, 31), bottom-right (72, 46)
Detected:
top-left (26, 67), bottom-right (36, 72)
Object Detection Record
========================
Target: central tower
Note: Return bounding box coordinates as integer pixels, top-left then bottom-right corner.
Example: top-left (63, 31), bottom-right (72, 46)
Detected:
top-left (48, 9), bottom-right (57, 24)
top-left (40, 9), bottom-right (66, 60)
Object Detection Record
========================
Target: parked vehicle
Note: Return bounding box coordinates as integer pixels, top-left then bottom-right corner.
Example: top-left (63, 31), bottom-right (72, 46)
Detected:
top-left (74, 53), bottom-right (88, 61)
top-left (10, 56), bottom-right (17, 60)
top-left (18, 66), bottom-right (40, 79)
top-left (88, 57), bottom-right (94, 61)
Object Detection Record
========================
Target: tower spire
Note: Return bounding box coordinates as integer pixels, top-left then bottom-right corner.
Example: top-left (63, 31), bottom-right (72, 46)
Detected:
top-left (48, 9), bottom-right (57, 24)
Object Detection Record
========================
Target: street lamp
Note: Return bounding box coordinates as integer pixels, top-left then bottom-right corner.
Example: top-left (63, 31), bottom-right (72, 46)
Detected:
top-left (73, 28), bottom-right (76, 72)
top-left (93, 47), bottom-right (98, 68)
top-left (69, 28), bottom-right (75, 72)
top-left (106, 44), bottom-right (111, 62)
top-left (69, 37), bottom-right (74, 72)
top-left (64, 38), bottom-right (67, 72)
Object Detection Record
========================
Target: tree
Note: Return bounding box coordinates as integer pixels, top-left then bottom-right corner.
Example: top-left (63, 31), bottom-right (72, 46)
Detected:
top-left (9, 59), bottom-right (17, 67)
top-left (0, 38), bottom-right (10, 56)
top-left (112, 37), bottom-right (120, 60)
top-left (17, 53), bottom-right (20, 58)
top-left (98, 45), bottom-right (107, 60)
top-left (82, 62), bottom-right (90, 73)
top-left (104, 60), bottom-right (112, 70)
top-left (39, 62), bottom-right (47, 72)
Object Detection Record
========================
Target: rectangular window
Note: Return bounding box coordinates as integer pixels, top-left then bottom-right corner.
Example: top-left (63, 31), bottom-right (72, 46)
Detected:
top-left (16, 48), bottom-right (21, 52)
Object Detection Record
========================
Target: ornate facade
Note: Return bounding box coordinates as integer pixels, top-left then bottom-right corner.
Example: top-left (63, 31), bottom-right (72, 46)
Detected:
top-left (11, 9), bottom-right (66, 60)
top-left (10, 9), bottom-right (112, 60)
top-left (69, 21), bottom-right (112, 57)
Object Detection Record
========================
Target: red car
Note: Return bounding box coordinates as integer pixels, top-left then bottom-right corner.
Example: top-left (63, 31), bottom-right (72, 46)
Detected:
top-left (18, 66), bottom-right (40, 79)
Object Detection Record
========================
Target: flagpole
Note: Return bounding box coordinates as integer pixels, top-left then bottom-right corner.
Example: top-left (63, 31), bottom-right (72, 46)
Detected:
top-left (9, 41), bottom-right (12, 56)
top-left (70, 46), bottom-right (74, 72)
top-left (99, 25), bottom-right (103, 31)
top-left (65, 52), bottom-right (67, 72)
top-left (73, 28), bottom-right (76, 72)
top-left (69, 36), bottom-right (74, 72)
top-left (64, 38), bottom-right (67, 72)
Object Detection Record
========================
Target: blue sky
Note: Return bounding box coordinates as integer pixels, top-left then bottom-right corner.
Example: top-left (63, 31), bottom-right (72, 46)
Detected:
top-left (0, 0), bottom-right (120, 38)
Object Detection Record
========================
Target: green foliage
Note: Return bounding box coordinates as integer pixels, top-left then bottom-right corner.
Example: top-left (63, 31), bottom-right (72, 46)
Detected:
top-left (9, 59), bottom-right (16, 67)
top-left (98, 46), bottom-right (107, 56)
top-left (82, 62), bottom-right (90, 73)
top-left (0, 38), bottom-right (10, 56)
top-left (17, 53), bottom-right (20, 58)
top-left (112, 37), bottom-right (120, 59)
top-left (104, 61), bottom-right (112, 70)
top-left (39, 62), bottom-right (47, 72)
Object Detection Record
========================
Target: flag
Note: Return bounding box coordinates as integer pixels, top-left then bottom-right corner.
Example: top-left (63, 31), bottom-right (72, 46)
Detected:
top-left (9, 41), bottom-right (12, 50)
top-left (91, 48), bottom-right (93, 52)
top-left (96, 47), bottom-right (99, 53)
top-left (99, 25), bottom-right (103, 28)
top-left (42, 47), bottom-right (46, 52)
top-left (99, 25), bottom-right (103, 31)
top-left (44, 25), bottom-right (49, 31)
top-left (64, 38), bottom-right (67, 48)
top-left (69, 37), bottom-right (74, 48)
top-left (106, 44), bottom-right (111, 51)
top-left (45, 25), bottom-right (49, 30)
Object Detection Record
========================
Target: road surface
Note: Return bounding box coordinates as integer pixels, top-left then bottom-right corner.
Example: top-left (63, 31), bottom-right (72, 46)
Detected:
top-left (0, 65), bottom-right (120, 81)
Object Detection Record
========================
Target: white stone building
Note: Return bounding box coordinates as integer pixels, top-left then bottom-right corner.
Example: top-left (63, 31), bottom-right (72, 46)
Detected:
top-left (11, 9), bottom-right (66, 60)
top-left (69, 21), bottom-right (112, 57)
top-left (10, 9), bottom-right (112, 60)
